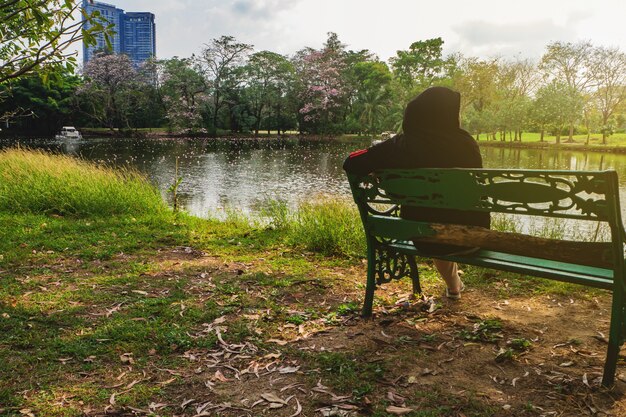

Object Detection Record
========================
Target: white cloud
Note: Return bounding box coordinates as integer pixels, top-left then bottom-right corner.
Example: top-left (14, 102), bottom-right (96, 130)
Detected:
top-left (75, 0), bottom-right (626, 64)
top-left (450, 18), bottom-right (580, 59)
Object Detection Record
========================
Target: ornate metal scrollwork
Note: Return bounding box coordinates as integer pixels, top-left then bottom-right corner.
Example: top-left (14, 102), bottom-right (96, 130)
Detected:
top-left (470, 171), bottom-right (609, 220)
top-left (356, 170), bottom-right (612, 221)
top-left (373, 240), bottom-right (414, 285)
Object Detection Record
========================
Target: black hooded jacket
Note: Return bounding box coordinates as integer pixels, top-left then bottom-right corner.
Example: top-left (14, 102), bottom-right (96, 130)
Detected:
top-left (343, 86), bottom-right (490, 254)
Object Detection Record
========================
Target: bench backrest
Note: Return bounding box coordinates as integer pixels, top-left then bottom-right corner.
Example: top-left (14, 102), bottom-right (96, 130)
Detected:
top-left (348, 168), bottom-right (622, 222)
top-left (347, 169), bottom-right (625, 267)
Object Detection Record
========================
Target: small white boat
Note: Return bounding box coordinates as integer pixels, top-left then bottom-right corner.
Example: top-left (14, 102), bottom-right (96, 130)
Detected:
top-left (55, 126), bottom-right (82, 140)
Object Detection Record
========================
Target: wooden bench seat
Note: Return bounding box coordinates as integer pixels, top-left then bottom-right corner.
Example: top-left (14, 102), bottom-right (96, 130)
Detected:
top-left (389, 241), bottom-right (614, 290)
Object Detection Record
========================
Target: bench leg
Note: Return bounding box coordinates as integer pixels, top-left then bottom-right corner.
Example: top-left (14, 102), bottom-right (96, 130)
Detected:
top-left (407, 256), bottom-right (421, 295)
top-left (603, 284), bottom-right (626, 387)
top-left (362, 244), bottom-right (376, 318)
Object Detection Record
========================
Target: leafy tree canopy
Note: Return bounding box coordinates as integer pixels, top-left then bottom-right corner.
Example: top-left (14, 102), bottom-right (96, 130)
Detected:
top-left (0, 0), bottom-right (111, 85)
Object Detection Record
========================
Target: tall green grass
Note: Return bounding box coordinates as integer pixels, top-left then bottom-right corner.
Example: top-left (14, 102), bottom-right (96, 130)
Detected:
top-left (212, 197), bottom-right (366, 257)
top-left (0, 148), bottom-right (169, 217)
top-left (287, 198), bottom-right (365, 257)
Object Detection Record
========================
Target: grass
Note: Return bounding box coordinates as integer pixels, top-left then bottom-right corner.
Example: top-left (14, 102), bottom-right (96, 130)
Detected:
top-left (0, 148), bottom-right (169, 217)
top-left (302, 350), bottom-right (384, 398)
top-left (0, 149), bottom-right (613, 416)
top-left (474, 131), bottom-right (626, 147)
top-left (215, 197), bottom-right (366, 258)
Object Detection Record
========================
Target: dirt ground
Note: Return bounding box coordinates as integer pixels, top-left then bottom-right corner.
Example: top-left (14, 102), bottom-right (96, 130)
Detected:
top-left (117, 249), bottom-right (626, 417)
top-left (6, 247), bottom-right (626, 417)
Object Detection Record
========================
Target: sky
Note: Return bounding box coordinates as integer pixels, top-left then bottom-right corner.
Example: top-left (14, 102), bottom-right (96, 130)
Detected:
top-left (78, 0), bottom-right (626, 63)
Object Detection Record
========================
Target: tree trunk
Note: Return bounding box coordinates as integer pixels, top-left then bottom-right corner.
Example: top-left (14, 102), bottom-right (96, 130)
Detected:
top-left (413, 223), bottom-right (613, 268)
top-left (255, 105), bottom-right (263, 137)
top-left (540, 129), bottom-right (544, 142)
top-left (212, 91), bottom-right (220, 135)
top-left (569, 123), bottom-right (574, 141)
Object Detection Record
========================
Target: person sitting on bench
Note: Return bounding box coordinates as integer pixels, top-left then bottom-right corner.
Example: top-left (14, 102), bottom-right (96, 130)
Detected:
top-left (343, 86), bottom-right (490, 299)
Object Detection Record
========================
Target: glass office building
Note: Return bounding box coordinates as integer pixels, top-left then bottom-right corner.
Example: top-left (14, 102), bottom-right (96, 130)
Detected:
top-left (122, 13), bottom-right (157, 66)
top-left (82, 0), bottom-right (156, 66)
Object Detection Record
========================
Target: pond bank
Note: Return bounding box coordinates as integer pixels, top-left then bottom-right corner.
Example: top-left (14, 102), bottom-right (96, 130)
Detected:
top-left (79, 128), bottom-right (626, 155)
top-left (477, 139), bottom-right (626, 154)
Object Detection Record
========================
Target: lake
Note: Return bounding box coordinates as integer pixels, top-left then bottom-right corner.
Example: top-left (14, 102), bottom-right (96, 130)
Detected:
top-left (3, 136), bottom-right (626, 219)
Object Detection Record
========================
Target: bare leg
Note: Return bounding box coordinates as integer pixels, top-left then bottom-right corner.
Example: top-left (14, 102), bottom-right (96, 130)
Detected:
top-left (433, 259), bottom-right (462, 293)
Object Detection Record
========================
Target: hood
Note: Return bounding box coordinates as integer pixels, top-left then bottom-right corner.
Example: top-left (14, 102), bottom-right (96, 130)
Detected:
top-left (402, 86), bottom-right (461, 135)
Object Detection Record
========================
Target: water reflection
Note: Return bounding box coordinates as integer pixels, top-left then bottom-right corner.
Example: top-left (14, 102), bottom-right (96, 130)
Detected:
top-left (3, 137), bottom-right (626, 219)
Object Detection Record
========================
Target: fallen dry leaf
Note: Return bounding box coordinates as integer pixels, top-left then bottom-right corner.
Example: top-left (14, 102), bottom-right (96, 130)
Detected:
top-left (278, 366), bottom-right (300, 374)
top-left (267, 339), bottom-right (289, 346)
top-left (387, 390), bottom-right (406, 405)
top-left (213, 370), bottom-right (230, 382)
top-left (120, 353), bottom-right (134, 364)
top-left (158, 377), bottom-right (177, 385)
top-left (261, 393), bottom-right (287, 405)
top-left (386, 405), bottom-right (414, 415)
top-left (289, 397), bottom-right (302, 417)
top-left (181, 399), bottom-right (195, 409)
top-left (582, 373), bottom-right (590, 387)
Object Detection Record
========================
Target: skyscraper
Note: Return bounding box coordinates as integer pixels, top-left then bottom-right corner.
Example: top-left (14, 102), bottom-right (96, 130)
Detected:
top-left (82, 0), bottom-right (156, 66)
top-left (122, 13), bottom-right (157, 66)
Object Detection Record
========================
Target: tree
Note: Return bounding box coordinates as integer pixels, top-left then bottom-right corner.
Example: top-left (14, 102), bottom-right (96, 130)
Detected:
top-left (0, 0), bottom-right (111, 85)
top-left (159, 57), bottom-right (208, 132)
top-left (0, 70), bottom-right (82, 134)
top-left (390, 38), bottom-right (449, 90)
top-left (296, 32), bottom-right (348, 135)
top-left (243, 51), bottom-right (294, 135)
top-left (580, 94), bottom-right (602, 145)
top-left (533, 81), bottom-right (582, 144)
top-left (540, 41), bottom-right (594, 140)
top-left (198, 35), bottom-right (253, 134)
top-left (347, 60), bottom-right (392, 134)
top-left (492, 59), bottom-right (537, 141)
top-left (452, 57), bottom-right (500, 138)
top-left (588, 46), bottom-right (626, 144)
top-left (76, 53), bottom-right (141, 130)
top-left (356, 87), bottom-right (389, 135)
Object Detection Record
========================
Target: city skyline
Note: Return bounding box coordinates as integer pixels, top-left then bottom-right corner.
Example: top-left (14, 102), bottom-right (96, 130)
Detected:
top-left (82, 0), bottom-right (156, 66)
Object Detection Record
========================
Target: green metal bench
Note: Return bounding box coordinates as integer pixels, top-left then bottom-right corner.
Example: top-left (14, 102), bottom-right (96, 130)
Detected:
top-left (347, 168), bottom-right (626, 387)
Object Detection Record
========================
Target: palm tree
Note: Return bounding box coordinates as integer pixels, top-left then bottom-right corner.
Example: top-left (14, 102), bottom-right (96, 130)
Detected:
top-left (357, 88), bottom-right (388, 135)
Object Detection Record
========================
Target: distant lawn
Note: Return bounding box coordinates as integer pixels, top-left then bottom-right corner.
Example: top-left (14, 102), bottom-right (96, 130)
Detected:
top-left (474, 131), bottom-right (626, 146)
